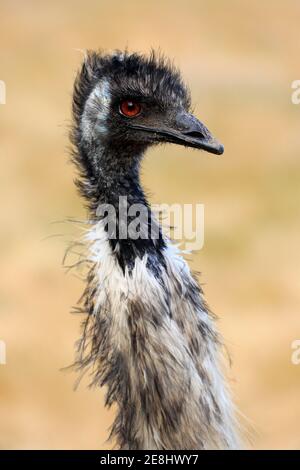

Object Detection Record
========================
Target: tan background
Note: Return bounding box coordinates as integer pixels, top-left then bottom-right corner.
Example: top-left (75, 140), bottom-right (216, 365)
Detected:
top-left (1, 0), bottom-right (300, 449)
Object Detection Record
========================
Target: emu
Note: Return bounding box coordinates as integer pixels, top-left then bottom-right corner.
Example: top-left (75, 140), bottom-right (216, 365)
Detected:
top-left (70, 50), bottom-right (239, 450)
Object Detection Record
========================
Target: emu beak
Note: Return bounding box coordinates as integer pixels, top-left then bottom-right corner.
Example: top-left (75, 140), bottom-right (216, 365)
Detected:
top-left (128, 111), bottom-right (224, 155)
top-left (170, 111), bottom-right (224, 155)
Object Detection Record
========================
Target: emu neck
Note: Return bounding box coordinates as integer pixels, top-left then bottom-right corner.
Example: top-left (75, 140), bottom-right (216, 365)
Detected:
top-left (90, 142), bottom-right (165, 273)
top-left (96, 146), bottom-right (145, 206)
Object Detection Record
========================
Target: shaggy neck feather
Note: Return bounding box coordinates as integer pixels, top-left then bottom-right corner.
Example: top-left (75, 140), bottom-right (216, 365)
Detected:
top-left (86, 141), bottom-right (166, 273)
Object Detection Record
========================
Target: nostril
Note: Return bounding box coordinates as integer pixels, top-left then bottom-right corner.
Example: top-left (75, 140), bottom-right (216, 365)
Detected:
top-left (183, 130), bottom-right (206, 140)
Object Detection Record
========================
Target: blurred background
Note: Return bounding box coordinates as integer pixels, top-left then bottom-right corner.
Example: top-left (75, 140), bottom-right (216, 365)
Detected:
top-left (1, 0), bottom-right (300, 449)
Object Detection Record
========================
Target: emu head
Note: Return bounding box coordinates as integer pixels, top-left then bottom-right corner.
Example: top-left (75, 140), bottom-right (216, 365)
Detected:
top-left (72, 51), bottom-right (223, 164)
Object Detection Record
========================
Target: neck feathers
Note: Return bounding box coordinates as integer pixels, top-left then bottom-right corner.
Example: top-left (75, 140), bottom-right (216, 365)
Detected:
top-left (74, 220), bottom-right (239, 449)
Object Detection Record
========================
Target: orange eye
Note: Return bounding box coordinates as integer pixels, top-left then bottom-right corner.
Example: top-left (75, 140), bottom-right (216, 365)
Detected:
top-left (119, 100), bottom-right (142, 118)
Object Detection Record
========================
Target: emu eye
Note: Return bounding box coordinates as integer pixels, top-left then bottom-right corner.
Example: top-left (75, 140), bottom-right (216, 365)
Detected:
top-left (119, 100), bottom-right (142, 118)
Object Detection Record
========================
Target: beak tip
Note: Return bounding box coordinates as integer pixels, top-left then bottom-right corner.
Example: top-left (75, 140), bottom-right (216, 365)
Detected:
top-left (207, 139), bottom-right (224, 155)
top-left (216, 143), bottom-right (224, 155)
